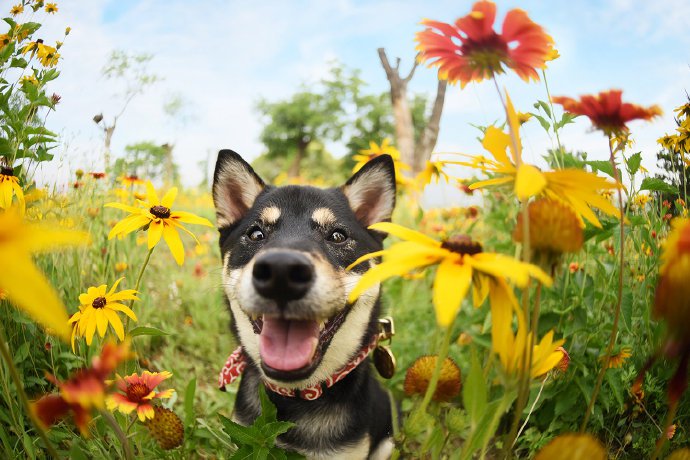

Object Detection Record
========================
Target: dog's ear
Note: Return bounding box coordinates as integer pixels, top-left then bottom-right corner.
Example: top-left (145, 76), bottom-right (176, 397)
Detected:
top-left (341, 154), bottom-right (396, 227)
top-left (213, 149), bottom-right (265, 228)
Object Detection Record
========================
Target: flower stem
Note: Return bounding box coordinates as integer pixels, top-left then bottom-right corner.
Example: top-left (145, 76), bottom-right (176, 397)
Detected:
top-left (514, 375), bottom-right (548, 447)
top-left (580, 136), bottom-right (626, 432)
top-left (101, 410), bottom-right (134, 460)
top-left (415, 324), bottom-right (454, 417)
top-left (0, 323), bottom-right (61, 459)
top-left (125, 246), bottom-right (154, 331)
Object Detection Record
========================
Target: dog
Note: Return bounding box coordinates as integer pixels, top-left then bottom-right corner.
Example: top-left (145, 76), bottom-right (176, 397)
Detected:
top-left (212, 149), bottom-right (396, 459)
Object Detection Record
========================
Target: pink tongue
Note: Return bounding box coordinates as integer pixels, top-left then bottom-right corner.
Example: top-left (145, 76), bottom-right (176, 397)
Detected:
top-left (259, 317), bottom-right (319, 371)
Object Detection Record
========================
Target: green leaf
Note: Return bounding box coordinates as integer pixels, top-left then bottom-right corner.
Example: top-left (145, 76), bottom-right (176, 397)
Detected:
top-left (640, 177), bottom-right (679, 195)
top-left (219, 414), bottom-right (265, 446)
top-left (128, 326), bottom-right (171, 337)
top-left (0, 137), bottom-right (13, 156)
top-left (260, 421), bottom-right (295, 442)
top-left (462, 348), bottom-right (487, 429)
top-left (230, 445), bottom-right (256, 460)
top-left (10, 57), bottom-right (28, 69)
top-left (0, 42), bottom-right (15, 65)
top-left (69, 440), bottom-right (90, 460)
top-left (530, 113), bottom-right (551, 133)
top-left (533, 100), bottom-right (552, 118)
top-left (257, 384), bottom-right (277, 426)
top-left (555, 112), bottom-right (578, 129)
top-left (184, 377), bottom-right (196, 427)
top-left (621, 290), bottom-right (633, 333)
top-left (586, 160), bottom-right (615, 179)
top-left (626, 152), bottom-right (642, 176)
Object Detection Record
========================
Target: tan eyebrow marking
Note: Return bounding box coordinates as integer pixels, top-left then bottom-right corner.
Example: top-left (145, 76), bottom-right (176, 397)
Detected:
top-left (312, 207), bottom-right (337, 227)
top-left (260, 206), bottom-right (281, 224)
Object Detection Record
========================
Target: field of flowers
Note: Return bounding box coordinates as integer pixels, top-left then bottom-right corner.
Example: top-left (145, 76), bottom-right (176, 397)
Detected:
top-left (1, 1), bottom-right (690, 459)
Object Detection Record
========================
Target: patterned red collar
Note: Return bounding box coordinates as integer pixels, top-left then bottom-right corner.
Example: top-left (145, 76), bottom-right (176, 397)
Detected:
top-left (218, 334), bottom-right (379, 401)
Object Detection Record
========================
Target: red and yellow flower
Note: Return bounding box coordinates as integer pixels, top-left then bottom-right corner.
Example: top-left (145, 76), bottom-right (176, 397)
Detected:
top-left (107, 371), bottom-right (175, 421)
top-left (552, 90), bottom-right (661, 136)
top-left (415, 0), bottom-right (554, 87)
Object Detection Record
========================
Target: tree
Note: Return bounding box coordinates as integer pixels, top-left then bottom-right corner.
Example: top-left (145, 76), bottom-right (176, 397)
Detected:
top-left (378, 48), bottom-right (447, 175)
top-left (93, 50), bottom-right (160, 170)
top-left (113, 141), bottom-right (175, 182)
top-left (256, 65), bottom-right (358, 178)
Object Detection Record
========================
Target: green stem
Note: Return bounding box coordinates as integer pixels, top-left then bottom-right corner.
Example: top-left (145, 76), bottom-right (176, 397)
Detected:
top-left (100, 410), bottom-right (134, 460)
top-left (125, 246), bottom-right (154, 332)
top-left (541, 69), bottom-right (564, 169)
top-left (580, 136), bottom-right (626, 432)
top-left (416, 324), bottom-right (454, 417)
top-left (0, 323), bottom-right (61, 459)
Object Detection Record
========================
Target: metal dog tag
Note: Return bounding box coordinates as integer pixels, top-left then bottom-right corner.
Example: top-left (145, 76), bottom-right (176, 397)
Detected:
top-left (374, 346), bottom-right (396, 379)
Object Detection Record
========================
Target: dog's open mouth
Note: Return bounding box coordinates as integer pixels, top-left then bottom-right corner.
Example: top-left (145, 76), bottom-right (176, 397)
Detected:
top-left (249, 308), bottom-right (348, 380)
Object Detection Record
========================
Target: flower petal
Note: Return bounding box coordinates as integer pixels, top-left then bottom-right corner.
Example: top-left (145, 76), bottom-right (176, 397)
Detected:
top-left (368, 222), bottom-right (441, 247)
top-left (148, 220), bottom-right (164, 249)
top-left (170, 211), bottom-right (214, 227)
top-left (515, 164), bottom-right (546, 200)
top-left (433, 257), bottom-right (472, 327)
top-left (163, 223), bottom-right (185, 265)
top-left (161, 187), bottom-right (178, 208)
top-left (145, 182), bottom-right (160, 205)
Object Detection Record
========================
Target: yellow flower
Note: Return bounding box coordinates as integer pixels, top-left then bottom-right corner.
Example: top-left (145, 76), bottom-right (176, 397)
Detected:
top-left (535, 433), bottom-right (607, 460)
top-left (0, 166), bottom-right (25, 211)
top-left (416, 160), bottom-right (451, 186)
top-left (10, 4), bottom-right (24, 15)
top-left (347, 222), bottom-right (551, 327)
top-left (490, 282), bottom-right (564, 379)
top-left (454, 93), bottom-right (619, 228)
top-left (114, 262), bottom-right (128, 273)
top-left (513, 198), bottom-right (584, 255)
top-left (0, 210), bottom-right (88, 341)
top-left (633, 193), bottom-right (652, 208)
top-left (106, 182), bottom-right (214, 265)
top-left (45, 3), bottom-right (58, 13)
top-left (654, 218), bottom-right (690, 340)
top-left (0, 34), bottom-right (11, 50)
top-left (68, 278), bottom-right (138, 350)
top-left (601, 346), bottom-right (632, 369)
top-left (353, 139), bottom-right (411, 185)
top-left (404, 356), bottom-right (461, 402)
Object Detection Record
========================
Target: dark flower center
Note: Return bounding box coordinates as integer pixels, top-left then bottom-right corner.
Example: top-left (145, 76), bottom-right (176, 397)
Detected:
top-left (1, 167), bottom-right (13, 176)
top-left (441, 235), bottom-right (483, 255)
top-left (150, 205), bottom-right (171, 219)
top-left (126, 382), bottom-right (151, 402)
top-left (92, 297), bottom-right (107, 309)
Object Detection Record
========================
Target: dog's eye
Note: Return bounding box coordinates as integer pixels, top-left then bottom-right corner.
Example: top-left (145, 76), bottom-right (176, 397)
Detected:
top-left (327, 230), bottom-right (348, 244)
top-left (247, 226), bottom-right (265, 242)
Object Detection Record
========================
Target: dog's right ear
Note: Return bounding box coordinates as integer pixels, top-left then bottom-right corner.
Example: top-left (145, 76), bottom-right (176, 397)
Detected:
top-left (212, 149), bottom-right (265, 228)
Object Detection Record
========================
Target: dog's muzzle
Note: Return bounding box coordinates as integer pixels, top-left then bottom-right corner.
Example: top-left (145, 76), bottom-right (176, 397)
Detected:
top-left (252, 251), bottom-right (314, 302)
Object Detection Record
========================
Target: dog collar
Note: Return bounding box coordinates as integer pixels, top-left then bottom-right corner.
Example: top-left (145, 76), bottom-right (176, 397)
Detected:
top-left (218, 334), bottom-right (379, 401)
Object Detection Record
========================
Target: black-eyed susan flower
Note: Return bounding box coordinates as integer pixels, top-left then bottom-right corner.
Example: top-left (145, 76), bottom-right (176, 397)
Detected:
top-left (601, 346), bottom-right (632, 369)
top-left (10, 4), bottom-right (23, 15)
top-left (145, 406), bottom-right (184, 450)
top-left (404, 356), bottom-right (461, 402)
top-left (455, 93), bottom-right (619, 228)
top-left (0, 165), bottom-right (24, 211)
top-left (513, 198), bottom-right (584, 255)
top-left (552, 90), bottom-right (662, 137)
top-left (0, 210), bottom-right (88, 341)
top-left (45, 3), bottom-right (58, 13)
top-left (106, 182), bottom-right (213, 265)
top-left (32, 341), bottom-right (132, 435)
top-left (535, 433), bottom-right (607, 460)
top-left (354, 139), bottom-right (410, 185)
top-left (69, 278), bottom-right (138, 350)
top-left (347, 222), bottom-right (551, 327)
top-left (491, 289), bottom-right (564, 379)
top-left (107, 371), bottom-right (175, 421)
top-left (415, 1), bottom-right (554, 87)
top-left (416, 160), bottom-right (451, 187)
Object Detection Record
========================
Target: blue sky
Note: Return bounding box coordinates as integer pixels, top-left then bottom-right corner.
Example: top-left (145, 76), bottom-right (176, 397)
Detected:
top-left (29, 0), bottom-right (690, 188)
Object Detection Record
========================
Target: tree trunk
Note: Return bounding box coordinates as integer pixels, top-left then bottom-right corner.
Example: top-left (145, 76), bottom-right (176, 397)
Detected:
top-left (378, 48), bottom-right (416, 177)
top-left (288, 139), bottom-right (308, 178)
top-left (414, 79), bottom-right (447, 173)
top-left (162, 143), bottom-right (175, 185)
top-left (378, 48), bottom-right (447, 176)
top-left (103, 124), bottom-right (115, 171)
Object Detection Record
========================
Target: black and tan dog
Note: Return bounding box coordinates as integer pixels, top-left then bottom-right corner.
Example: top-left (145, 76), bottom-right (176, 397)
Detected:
top-left (213, 150), bottom-right (396, 459)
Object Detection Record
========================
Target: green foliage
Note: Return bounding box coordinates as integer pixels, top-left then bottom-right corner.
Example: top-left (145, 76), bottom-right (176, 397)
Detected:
top-left (215, 386), bottom-right (304, 459)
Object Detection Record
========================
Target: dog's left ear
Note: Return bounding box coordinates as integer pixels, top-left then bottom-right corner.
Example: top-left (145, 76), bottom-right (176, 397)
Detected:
top-left (341, 154), bottom-right (396, 227)
top-left (213, 149), bottom-right (266, 228)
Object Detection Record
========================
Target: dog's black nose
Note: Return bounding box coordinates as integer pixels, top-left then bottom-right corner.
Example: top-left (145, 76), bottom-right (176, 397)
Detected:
top-left (252, 251), bottom-right (314, 302)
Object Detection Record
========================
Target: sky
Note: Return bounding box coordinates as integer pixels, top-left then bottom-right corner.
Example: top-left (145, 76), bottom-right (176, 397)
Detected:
top-left (21, 0), bottom-right (690, 190)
